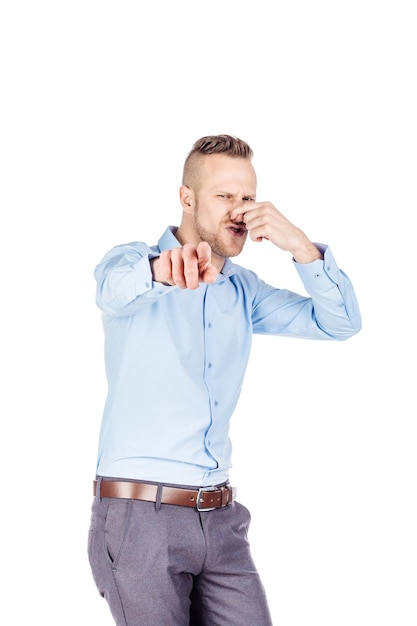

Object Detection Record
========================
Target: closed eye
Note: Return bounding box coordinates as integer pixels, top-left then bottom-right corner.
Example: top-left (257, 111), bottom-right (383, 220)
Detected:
top-left (217, 194), bottom-right (255, 201)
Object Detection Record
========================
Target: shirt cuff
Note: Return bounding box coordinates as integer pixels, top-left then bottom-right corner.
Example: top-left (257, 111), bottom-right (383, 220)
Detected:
top-left (133, 254), bottom-right (156, 295)
top-left (137, 253), bottom-right (174, 297)
top-left (293, 244), bottom-right (341, 290)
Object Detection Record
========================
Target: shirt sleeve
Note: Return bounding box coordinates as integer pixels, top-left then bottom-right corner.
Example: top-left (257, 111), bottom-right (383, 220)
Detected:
top-left (252, 244), bottom-right (362, 340)
top-left (94, 242), bottom-right (173, 316)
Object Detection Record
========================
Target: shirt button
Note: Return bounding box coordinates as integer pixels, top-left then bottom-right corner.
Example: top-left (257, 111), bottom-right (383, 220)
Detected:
top-left (208, 362), bottom-right (212, 368)
top-left (207, 322), bottom-right (212, 328)
top-left (314, 273), bottom-right (321, 278)
top-left (145, 282), bottom-right (150, 288)
top-left (214, 401), bottom-right (218, 406)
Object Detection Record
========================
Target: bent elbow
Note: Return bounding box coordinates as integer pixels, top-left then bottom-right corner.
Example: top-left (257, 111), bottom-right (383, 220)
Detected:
top-left (332, 316), bottom-right (362, 341)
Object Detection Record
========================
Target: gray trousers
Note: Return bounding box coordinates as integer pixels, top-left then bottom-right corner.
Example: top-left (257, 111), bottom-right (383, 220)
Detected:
top-left (88, 482), bottom-right (273, 625)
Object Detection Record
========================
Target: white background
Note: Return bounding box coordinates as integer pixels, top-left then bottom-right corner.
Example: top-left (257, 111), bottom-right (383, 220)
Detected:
top-left (1, 2), bottom-right (416, 624)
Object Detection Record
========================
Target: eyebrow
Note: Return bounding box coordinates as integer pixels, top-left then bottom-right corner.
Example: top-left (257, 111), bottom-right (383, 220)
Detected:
top-left (216, 190), bottom-right (256, 198)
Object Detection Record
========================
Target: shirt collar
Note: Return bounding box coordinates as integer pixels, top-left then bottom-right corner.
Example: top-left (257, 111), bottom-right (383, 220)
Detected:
top-left (158, 226), bottom-right (182, 251)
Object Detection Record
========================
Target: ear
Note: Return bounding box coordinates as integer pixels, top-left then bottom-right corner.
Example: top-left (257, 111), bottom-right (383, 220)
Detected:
top-left (179, 185), bottom-right (195, 214)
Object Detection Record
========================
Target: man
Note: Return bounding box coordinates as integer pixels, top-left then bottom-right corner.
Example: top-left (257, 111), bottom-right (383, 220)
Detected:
top-left (88, 134), bottom-right (361, 625)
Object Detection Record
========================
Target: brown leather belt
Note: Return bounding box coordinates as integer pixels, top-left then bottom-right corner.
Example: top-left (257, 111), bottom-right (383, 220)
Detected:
top-left (93, 480), bottom-right (237, 511)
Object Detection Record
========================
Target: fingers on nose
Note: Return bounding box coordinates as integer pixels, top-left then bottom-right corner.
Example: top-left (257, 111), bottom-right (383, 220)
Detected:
top-left (230, 209), bottom-right (246, 223)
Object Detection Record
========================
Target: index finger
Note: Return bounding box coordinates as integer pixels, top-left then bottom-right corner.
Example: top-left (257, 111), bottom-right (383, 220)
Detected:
top-left (196, 241), bottom-right (212, 266)
top-left (229, 201), bottom-right (257, 222)
top-left (182, 244), bottom-right (200, 289)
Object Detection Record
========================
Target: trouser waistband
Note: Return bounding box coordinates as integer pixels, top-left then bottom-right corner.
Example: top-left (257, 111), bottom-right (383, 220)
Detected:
top-left (93, 479), bottom-right (237, 511)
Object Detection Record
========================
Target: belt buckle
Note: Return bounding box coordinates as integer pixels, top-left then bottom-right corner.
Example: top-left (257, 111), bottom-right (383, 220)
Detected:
top-left (196, 486), bottom-right (217, 512)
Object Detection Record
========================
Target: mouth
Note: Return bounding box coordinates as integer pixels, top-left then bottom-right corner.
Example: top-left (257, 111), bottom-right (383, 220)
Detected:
top-left (227, 223), bottom-right (247, 238)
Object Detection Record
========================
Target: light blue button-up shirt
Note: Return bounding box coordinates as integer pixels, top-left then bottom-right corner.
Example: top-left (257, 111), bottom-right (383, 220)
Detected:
top-left (94, 226), bottom-right (361, 486)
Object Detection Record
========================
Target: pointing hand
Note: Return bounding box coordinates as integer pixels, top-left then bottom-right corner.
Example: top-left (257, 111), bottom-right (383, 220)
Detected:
top-left (151, 242), bottom-right (219, 289)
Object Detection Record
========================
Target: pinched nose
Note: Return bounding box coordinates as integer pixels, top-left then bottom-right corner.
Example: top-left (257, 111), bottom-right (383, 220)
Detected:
top-left (230, 212), bottom-right (246, 225)
top-left (229, 204), bottom-right (248, 223)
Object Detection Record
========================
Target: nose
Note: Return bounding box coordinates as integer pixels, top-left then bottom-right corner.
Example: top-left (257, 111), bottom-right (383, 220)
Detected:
top-left (230, 206), bottom-right (246, 223)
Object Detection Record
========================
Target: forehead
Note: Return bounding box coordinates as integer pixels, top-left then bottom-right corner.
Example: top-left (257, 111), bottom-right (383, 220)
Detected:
top-left (199, 154), bottom-right (257, 192)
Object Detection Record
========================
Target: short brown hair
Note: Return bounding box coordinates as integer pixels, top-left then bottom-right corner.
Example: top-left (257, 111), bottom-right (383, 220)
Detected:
top-left (182, 134), bottom-right (253, 187)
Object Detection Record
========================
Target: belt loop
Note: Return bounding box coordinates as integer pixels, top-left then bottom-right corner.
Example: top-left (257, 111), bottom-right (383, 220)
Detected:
top-left (96, 476), bottom-right (103, 501)
top-left (221, 486), bottom-right (228, 507)
top-left (155, 483), bottom-right (163, 510)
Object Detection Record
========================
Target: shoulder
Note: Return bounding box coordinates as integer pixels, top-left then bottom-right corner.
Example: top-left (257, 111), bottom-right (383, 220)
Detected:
top-left (98, 241), bottom-right (158, 262)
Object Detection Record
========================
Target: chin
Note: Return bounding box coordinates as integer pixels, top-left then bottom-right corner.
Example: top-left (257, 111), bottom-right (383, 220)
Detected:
top-left (227, 243), bottom-right (245, 258)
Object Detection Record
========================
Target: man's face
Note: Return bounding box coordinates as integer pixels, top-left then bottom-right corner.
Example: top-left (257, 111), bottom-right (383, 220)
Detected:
top-left (191, 154), bottom-right (257, 260)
